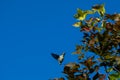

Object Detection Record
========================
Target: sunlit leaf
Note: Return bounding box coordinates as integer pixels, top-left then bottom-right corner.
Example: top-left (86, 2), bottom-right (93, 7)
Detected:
top-left (109, 73), bottom-right (120, 80)
top-left (65, 62), bottom-right (79, 68)
top-left (95, 18), bottom-right (101, 22)
top-left (72, 64), bottom-right (80, 70)
top-left (92, 4), bottom-right (105, 16)
top-left (104, 54), bottom-right (113, 60)
top-left (74, 8), bottom-right (94, 20)
top-left (107, 67), bottom-right (113, 72)
top-left (96, 27), bottom-right (104, 32)
top-left (73, 21), bottom-right (82, 27)
top-left (85, 18), bottom-right (94, 24)
top-left (86, 18), bottom-right (101, 27)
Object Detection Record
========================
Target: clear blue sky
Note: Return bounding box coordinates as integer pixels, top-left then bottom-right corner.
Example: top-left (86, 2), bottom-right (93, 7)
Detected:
top-left (0, 0), bottom-right (120, 80)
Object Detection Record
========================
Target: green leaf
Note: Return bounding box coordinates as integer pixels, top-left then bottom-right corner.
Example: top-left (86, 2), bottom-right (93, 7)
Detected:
top-left (73, 21), bottom-right (82, 27)
top-left (107, 67), bottom-right (113, 72)
top-left (92, 4), bottom-right (105, 16)
top-left (95, 27), bottom-right (104, 32)
top-left (109, 73), bottom-right (120, 80)
top-left (74, 8), bottom-right (94, 20)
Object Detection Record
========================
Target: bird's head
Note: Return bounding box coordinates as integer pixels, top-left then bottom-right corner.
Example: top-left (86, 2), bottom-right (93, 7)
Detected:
top-left (62, 52), bottom-right (65, 56)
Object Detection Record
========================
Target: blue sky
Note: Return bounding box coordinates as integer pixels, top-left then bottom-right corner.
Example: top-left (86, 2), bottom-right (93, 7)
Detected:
top-left (0, 0), bottom-right (120, 80)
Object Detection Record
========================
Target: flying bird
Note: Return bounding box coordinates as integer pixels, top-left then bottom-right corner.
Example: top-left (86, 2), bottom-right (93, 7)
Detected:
top-left (51, 52), bottom-right (65, 65)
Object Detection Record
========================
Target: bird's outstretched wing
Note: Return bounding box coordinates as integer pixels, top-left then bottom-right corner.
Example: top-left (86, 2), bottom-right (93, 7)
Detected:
top-left (51, 53), bottom-right (59, 60)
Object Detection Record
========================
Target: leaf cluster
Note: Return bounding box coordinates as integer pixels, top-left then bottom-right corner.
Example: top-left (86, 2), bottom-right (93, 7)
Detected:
top-left (52, 4), bottom-right (120, 80)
